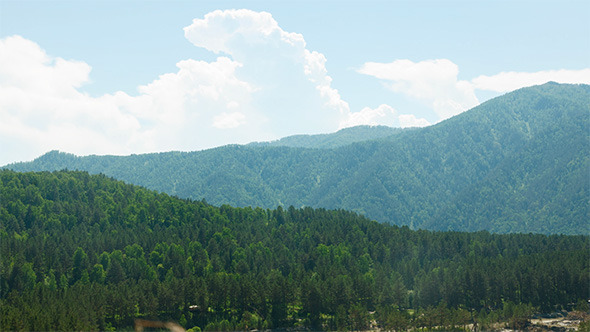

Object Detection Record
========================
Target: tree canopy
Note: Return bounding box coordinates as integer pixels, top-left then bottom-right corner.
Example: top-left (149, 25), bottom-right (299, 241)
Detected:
top-left (1, 170), bottom-right (588, 330)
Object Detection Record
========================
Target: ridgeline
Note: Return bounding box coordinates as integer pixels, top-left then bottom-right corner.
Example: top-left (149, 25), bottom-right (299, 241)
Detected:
top-left (6, 83), bottom-right (589, 235)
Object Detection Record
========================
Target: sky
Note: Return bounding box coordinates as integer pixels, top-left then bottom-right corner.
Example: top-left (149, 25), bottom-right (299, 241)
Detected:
top-left (1, 0), bottom-right (589, 166)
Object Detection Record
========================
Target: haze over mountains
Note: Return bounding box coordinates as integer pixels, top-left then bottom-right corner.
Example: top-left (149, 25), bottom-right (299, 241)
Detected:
top-left (5, 82), bottom-right (589, 235)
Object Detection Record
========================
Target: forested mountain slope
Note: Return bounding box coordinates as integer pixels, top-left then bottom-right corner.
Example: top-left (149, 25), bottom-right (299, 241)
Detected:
top-left (1, 170), bottom-right (588, 330)
top-left (5, 83), bottom-right (589, 234)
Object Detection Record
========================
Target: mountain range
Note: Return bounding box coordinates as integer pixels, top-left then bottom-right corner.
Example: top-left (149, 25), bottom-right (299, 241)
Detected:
top-left (5, 82), bottom-right (589, 234)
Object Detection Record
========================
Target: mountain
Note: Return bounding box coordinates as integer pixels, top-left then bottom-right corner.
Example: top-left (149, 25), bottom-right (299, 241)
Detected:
top-left (247, 125), bottom-right (406, 149)
top-left (1, 170), bottom-right (588, 330)
top-left (5, 82), bottom-right (589, 234)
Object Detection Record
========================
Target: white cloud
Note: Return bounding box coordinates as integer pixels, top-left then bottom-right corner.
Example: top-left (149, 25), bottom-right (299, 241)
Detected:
top-left (358, 58), bottom-right (590, 124)
top-left (0, 35), bottom-right (258, 165)
top-left (0, 35), bottom-right (91, 97)
top-left (340, 104), bottom-right (430, 129)
top-left (471, 68), bottom-right (590, 92)
top-left (0, 36), bottom-right (142, 161)
top-left (184, 9), bottom-right (351, 134)
top-left (213, 112), bottom-right (247, 129)
top-left (0, 10), bottom-right (371, 165)
top-left (398, 114), bottom-right (431, 128)
top-left (4, 10), bottom-right (587, 167)
top-left (358, 59), bottom-right (480, 121)
top-left (184, 9), bottom-right (305, 56)
top-left (340, 104), bottom-right (397, 128)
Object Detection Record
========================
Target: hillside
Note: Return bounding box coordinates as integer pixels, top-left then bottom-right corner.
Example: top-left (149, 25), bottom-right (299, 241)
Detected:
top-left (5, 83), bottom-right (589, 234)
top-left (1, 170), bottom-right (588, 330)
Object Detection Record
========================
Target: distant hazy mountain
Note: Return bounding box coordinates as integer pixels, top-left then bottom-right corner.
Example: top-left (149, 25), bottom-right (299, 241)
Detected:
top-left (6, 82), bottom-right (589, 234)
top-left (247, 125), bottom-right (406, 149)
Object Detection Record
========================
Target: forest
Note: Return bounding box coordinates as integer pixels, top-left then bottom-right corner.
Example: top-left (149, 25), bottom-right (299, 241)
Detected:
top-left (1, 170), bottom-right (588, 331)
top-left (6, 82), bottom-right (589, 235)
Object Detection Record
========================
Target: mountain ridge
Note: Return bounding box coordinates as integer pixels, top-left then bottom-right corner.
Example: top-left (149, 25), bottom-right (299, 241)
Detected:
top-left (247, 125), bottom-right (407, 149)
top-left (5, 82), bottom-right (589, 234)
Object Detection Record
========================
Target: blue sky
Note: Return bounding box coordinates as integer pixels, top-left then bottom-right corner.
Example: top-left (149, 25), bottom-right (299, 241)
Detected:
top-left (1, 0), bottom-right (589, 165)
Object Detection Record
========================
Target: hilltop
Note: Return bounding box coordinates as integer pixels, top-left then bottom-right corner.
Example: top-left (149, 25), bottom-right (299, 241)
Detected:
top-left (247, 125), bottom-right (406, 149)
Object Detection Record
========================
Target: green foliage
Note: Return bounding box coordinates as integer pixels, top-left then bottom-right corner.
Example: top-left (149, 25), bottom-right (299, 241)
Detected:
top-left (5, 83), bottom-right (589, 234)
top-left (186, 326), bottom-right (201, 332)
top-left (0, 170), bottom-right (588, 330)
top-left (575, 299), bottom-right (590, 312)
top-left (379, 306), bottom-right (409, 332)
top-left (503, 301), bottom-right (535, 330)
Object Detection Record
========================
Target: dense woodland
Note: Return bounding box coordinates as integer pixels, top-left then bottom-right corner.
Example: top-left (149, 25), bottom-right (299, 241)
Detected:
top-left (1, 170), bottom-right (588, 331)
top-left (7, 83), bottom-right (589, 235)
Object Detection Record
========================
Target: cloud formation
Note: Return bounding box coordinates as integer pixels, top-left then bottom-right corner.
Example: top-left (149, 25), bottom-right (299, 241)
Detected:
top-left (339, 104), bottom-right (397, 129)
top-left (0, 35), bottom-right (141, 163)
top-left (472, 69), bottom-right (590, 92)
top-left (339, 104), bottom-right (430, 129)
top-left (358, 58), bottom-right (590, 123)
top-left (358, 59), bottom-right (480, 120)
top-left (1, 10), bottom-right (379, 165)
top-left (184, 9), bottom-right (351, 133)
top-left (1, 9), bottom-right (589, 166)
top-left (398, 114), bottom-right (431, 128)
top-left (0, 34), bottom-right (260, 165)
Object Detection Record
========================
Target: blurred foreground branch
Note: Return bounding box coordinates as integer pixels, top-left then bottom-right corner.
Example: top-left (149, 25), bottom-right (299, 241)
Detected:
top-left (134, 319), bottom-right (186, 332)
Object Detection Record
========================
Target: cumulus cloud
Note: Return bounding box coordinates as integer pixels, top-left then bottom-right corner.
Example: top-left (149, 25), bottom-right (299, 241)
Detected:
top-left (183, 9), bottom-right (351, 134)
top-left (471, 68), bottom-right (590, 92)
top-left (358, 59), bottom-right (480, 121)
top-left (340, 104), bottom-right (430, 129)
top-left (340, 104), bottom-right (397, 128)
top-left (1, 10), bottom-right (373, 165)
top-left (0, 35), bottom-right (91, 97)
top-left (0, 36), bottom-right (142, 162)
top-left (213, 112), bottom-right (247, 129)
top-left (358, 58), bottom-right (590, 124)
top-left (184, 9), bottom-right (304, 57)
top-left (0, 34), bottom-right (261, 165)
top-left (4, 9), bottom-right (587, 166)
top-left (398, 114), bottom-right (431, 128)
